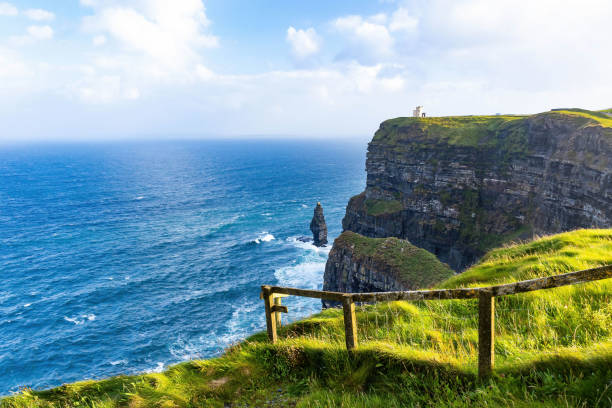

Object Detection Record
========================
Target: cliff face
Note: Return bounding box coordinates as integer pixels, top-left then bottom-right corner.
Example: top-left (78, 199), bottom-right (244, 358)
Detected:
top-left (322, 231), bottom-right (453, 308)
top-left (342, 110), bottom-right (612, 271)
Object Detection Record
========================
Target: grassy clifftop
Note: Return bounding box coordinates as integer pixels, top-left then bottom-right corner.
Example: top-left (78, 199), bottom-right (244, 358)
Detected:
top-left (373, 114), bottom-right (528, 149)
top-left (335, 231), bottom-right (454, 289)
top-left (373, 108), bottom-right (612, 148)
top-left (3, 229), bottom-right (612, 407)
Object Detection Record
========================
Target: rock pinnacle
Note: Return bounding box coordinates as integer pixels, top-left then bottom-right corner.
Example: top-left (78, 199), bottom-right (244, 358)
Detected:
top-left (310, 202), bottom-right (328, 247)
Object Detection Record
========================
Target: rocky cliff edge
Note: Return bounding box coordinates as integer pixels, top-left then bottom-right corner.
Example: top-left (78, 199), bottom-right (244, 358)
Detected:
top-left (342, 109), bottom-right (612, 271)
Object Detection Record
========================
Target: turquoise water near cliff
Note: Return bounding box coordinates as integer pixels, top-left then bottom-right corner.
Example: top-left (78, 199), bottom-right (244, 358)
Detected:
top-left (0, 140), bottom-right (366, 394)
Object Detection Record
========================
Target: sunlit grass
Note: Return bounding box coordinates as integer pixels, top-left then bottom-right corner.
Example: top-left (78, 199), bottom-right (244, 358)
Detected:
top-left (374, 109), bottom-right (612, 153)
top-left (550, 108), bottom-right (612, 128)
top-left (2, 229), bottom-right (611, 407)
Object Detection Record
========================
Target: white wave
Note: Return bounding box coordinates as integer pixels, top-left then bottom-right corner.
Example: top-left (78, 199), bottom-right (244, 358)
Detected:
top-left (64, 314), bottom-right (96, 325)
top-left (135, 196), bottom-right (144, 200)
top-left (227, 301), bottom-right (262, 336)
top-left (274, 261), bottom-right (326, 323)
top-left (110, 359), bottom-right (128, 366)
top-left (253, 232), bottom-right (275, 244)
top-left (23, 303), bottom-right (31, 308)
top-left (286, 236), bottom-right (331, 255)
top-left (168, 301), bottom-right (264, 363)
top-left (148, 362), bottom-right (165, 373)
top-left (301, 204), bottom-right (308, 208)
top-left (170, 334), bottom-right (226, 361)
top-left (169, 336), bottom-right (205, 361)
top-left (64, 316), bottom-right (82, 325)
top-left (274, 261), bottom-right (325, 289)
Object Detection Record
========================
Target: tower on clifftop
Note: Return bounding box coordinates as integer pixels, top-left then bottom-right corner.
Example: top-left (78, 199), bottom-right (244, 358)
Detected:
top-left (413, 106), bottom-right (426, 118)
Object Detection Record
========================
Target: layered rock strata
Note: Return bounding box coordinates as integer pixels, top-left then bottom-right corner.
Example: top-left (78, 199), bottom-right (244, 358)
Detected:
top-left (342, 110), bottom-right (612, 271)
top-left (322, 231), bottom-right (453, 308)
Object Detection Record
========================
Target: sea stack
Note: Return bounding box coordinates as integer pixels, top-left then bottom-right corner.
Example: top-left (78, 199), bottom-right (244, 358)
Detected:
top-left (310, 202), bottom-right (328, 247)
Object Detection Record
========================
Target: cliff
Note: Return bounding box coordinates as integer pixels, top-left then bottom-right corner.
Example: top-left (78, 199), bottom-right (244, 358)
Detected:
top-left (322, 231), bottom-right (453, 307)
top-left (342, 109), bottom-right (612, 271)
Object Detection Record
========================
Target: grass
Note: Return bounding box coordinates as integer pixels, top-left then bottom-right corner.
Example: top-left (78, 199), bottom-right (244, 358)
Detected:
top-left (373, 115), bottom-right (528, 148)
top-left (373, 108), bottom-right (612, 149)
top-left (364, 199), bottom-right (403, 216)
top-left (334, 231), bottom-right (454, 288)
top-left (550, 108), bottom-right (612, 127)
top-left (2, 229), bottom-right (612, 407)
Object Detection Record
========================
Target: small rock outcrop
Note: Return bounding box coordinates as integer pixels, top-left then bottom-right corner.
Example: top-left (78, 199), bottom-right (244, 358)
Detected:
top-left (322, 231), bottom-right (454, 308)
top-left (310, 202), bottom-right (328, 247)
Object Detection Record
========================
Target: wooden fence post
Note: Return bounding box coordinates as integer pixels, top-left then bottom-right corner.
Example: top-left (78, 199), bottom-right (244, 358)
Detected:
top-left (478, 291), bottom-right (495, 378)
top-left (342, 295), bottom-right (358, 351)
top-left (274, 297), bottom-right (282, 328)
top-left (262, 285), bottom-right (277, 343)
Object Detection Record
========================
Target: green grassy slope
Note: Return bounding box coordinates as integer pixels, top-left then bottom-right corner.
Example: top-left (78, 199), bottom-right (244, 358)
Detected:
top-left (549, 109), bottom-right (612, 128)
top-left (373, 114), bottom-right (529, 148)
top-left (335, 231), bottom-right (454, 288)
top-left (3, 230), bottom-right (611, 407)
top-left (373, 108), bottom-right (612, 148)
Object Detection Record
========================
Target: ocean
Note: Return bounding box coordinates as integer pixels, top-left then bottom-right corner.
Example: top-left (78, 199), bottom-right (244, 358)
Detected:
top-left (0, 140), bottom-right (366, 395)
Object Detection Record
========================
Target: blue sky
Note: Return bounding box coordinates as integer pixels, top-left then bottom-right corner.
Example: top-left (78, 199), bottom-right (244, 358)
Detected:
top-left (0, 0), bottom-right (611, 142)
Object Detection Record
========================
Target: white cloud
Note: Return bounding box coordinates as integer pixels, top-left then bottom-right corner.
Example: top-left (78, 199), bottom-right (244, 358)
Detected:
top-left (332, 8), bottom-right (420, 62)
top-left (74, 75), bottom-right (121, 103)
top-left (9, 25), bottom-right (54, 45)
top-left (195, 64), bottom-right (215, 81)
top-left (54, 0), bottom-right (222, 104)
top-left (286, 26), bottom-right (321, 60)
top-left (333, 15), bottom-right (394, 63)
top-left (389, 8), bottom-right (418, 33)
top-left (2, 0), bottom-right (612, 141)
top-left (70, 74), bottom-right (140, 103)
top-left (0, 46), bottom-right (27, 79)
top-left (27, 25), bottom-right (54, 40)
top-left (369, 13), bottom-right (387, 25)
top-left (93, 35), bottom-right (106, 46)
top-left (0, 2), bottom-right (17, 16)
top-left (123, 87), bottom-right (140, 99)
top-left (24, 9), bottom-right (55, 21)
top-left (83, 0), bottom-right (218, 72)
top-left (423, 0), bottom-right (610, 49)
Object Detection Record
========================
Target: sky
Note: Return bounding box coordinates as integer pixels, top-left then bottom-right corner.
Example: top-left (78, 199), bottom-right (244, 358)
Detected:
top-left (0, 0), bottom-right (611, 142)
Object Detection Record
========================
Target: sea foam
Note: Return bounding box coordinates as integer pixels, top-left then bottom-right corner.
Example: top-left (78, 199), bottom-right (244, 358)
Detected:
top-left (287, 236), bottom-right (331, 255)
top-left (253, 232), bottom-right (275, 244)
top-left (64, 314), bottom-right (96, 325)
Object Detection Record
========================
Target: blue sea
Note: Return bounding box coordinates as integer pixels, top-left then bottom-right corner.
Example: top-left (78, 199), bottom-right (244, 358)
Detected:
top-left (0, 140), bottom-right (366, 395)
